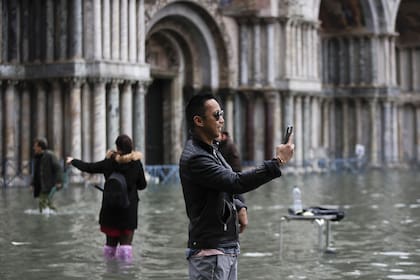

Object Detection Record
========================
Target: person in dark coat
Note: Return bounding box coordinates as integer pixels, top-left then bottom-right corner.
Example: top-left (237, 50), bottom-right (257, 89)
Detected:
top-left (31, 137), bottom-right (63, 212)
top-left (66, 134), bottom-right (147, 261)
top-left (179, 93), bottom-right (294, 280)
top-left (218, 131), bottom-right (242, 172)
top-left (217, 131), bottom-right (248, 233)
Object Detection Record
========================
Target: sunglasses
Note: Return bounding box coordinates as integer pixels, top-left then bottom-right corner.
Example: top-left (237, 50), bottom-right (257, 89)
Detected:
top-left (212, 110), bottom-right (224, 121)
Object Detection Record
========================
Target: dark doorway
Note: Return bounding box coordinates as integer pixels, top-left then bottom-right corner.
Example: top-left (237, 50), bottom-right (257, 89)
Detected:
top-left (145, 78), bottom-right (170, 164)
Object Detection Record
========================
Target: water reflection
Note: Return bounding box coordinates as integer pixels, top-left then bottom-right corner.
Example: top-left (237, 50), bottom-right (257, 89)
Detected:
top-left (0, 169), bottom-right (419, 279)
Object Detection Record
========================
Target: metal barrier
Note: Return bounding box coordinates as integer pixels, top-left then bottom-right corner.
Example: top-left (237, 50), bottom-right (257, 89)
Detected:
top-left (145, 165), bottom-right (180, 185)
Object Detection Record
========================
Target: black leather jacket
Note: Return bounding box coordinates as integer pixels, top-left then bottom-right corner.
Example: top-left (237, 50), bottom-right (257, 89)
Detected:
top-left (179, 137), bottom-right (282, 249)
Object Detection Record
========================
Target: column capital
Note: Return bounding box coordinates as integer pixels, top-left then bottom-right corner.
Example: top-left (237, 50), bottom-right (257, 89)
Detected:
top-left (110, 79), bottom-right (124, 87)
top-left (64, 77), bottom-right (85, 88)
top-left (241, 91), bottom-right (255, 101)
top-left (263, 91), bottom-right (278, 103)
top-left (90, 77), bottom-right (109, 85)
top-left (136, 80), bottom-right (151, 93)
top-left (5, 79), bottom-right (19, 87)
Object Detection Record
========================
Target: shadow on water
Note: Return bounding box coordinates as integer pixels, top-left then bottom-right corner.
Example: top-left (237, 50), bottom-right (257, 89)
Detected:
top-left (0, 169), bottom-right (419, 279)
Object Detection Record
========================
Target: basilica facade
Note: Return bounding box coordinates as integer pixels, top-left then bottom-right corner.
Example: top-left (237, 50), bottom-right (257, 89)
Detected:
top-left (0, 0), bottom-right (419, 184)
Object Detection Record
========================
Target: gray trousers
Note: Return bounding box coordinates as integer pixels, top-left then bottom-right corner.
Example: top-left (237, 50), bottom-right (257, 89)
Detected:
top-left (188, 254), bottom-right (238, 280)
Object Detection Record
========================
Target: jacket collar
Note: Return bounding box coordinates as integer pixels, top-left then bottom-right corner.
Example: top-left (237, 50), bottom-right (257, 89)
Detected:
top-left (191, 134), bottom-right (218, 154)
top-left (106, 150), bottom-right (143, 163)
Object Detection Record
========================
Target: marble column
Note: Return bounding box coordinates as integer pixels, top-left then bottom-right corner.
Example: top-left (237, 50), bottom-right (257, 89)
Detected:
top-left (92, 80), bottom-right (107, 161)
top-left (69, 79), bottom-right (82, 178)
top-left (384, 37), bottom-right (390, 85)
top-left (107, 80), bottom-right (120, 149)
top-left (312, 25), bottom-right (319, 79)
top-left (392, 102), bottom-right (399, 163)
top-left (302, 24), bottom-right (307, 77)
top-left (416, 106), bottom-right (420, 163)
top-left (102, 0), bottom-right (111, 59)
top-left (45, 0), bottom-right (54, 61)
top-left (264, 92), bottom-right (276, 159)
top-left (370, 37), bottom-right (378, 85)
top-left (133, 82), bottom-right (148, 159)
top-left (398, 104), bottom-right (404, 163)
top-left (120, 0), bottom-right (128, 61)
top-left (354, 98), bottom-right (363, 144)
top-left (369, 98), bottom-right (380, 167)
top-left (322, 99), bottom-right (330, 148)
top-left (295, 96), bottom-right (303, 167)
top-left (81, 83), bottom-right (92, 162)
top-left (274, 91), bottom-right (282, 146)
top-left (51, 80), bottom-right (63, 158)
top-left (57, 0), bottom-right (68, 60)
top-left (342, 99), bottom-right (349, 158)
top-left (303, 96), bottom-right (311, 162)
top-left (283, 93), bottom-right (294, 127)
top-left (329, 100), bottom-right (336, 155)
top-left (239, 21), bottom-right (248, 86)
top-left (111, 0), bottom-right (120, 60)
top-left (244, 92), bottom-right (255, 161)
top-left (253, 21), bottom-right (261, 86)
top-left (349, 38), bottom-right (355, 85)
top-left (93, 0), bottom-right (102, 59)
top-left (224, 92), bottom-right (234, 135)
top-left (266, 20), bottom-right (275, 86)
top-left (170, 76), bottom-right (184, 164)
top-left (359, 37), bottom-right (366, 85)
top-left (36, 82), bottom-right (47, 138)
top-left (311, 96), bottom-right (320, 153)
top-left (70, 0), bottom-right (83, 58)
top-left (137, 0), bottom-right (145, 63)
top-left (322, 38), bottom-right (328, 83)
top-left (0, 82), bottom-right (3, 163)
top-left (128, 0), bottom-right (137, 62)
top-left (289, 23), bottom-right (296, 77)
top-left (120, 81), bottom-right (133, 137)
top-left (412, 48), bottom-right (419, 91)
top-left (4, 81), bottom-right (18, 177)
top-left (0, 1), bottom-right (2, 63)
top-left (296, 23), bottom-right (302, 77)
top-left (390, 36), bottom-right (397, 86)
top-left (20, 83), bottom-right (31, 175)
top-left (383, 101), bottom-right (393, 165)
top-left (83, 0), bottom-right (93, 58)
top-left (21, 3), bottom-right (29, 62)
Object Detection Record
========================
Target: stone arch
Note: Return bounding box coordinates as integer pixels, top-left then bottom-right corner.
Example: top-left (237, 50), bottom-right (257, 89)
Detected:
top-left (144, 1), bottom-right (232, 164)
top-left (146, 1), bottom-right (231, 89)
top-left (395, 0), bottom-right (420, 93)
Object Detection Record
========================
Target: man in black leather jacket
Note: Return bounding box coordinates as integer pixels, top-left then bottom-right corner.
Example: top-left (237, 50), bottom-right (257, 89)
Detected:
top-left (179, 93), bottom-right (294, 280)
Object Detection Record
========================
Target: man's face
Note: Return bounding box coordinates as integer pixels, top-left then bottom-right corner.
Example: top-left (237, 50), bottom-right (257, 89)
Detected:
top-left (33, 142), bottom-right (43, 155)
top-left (202, 99), bottom-right (224, 140)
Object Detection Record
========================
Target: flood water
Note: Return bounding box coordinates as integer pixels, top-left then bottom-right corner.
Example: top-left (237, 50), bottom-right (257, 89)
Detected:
top-left (1, 169), bottom-right (420, 280)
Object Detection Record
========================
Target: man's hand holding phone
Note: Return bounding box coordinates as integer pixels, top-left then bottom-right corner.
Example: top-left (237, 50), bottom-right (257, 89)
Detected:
top-left (275, 125), bottom-right (295, 165)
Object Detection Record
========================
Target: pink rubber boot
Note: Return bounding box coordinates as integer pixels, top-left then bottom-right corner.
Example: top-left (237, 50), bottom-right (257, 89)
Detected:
top-left (116, 245), bottom-right (133, 262)
top-left (103, 245), bottom-right (117, 260)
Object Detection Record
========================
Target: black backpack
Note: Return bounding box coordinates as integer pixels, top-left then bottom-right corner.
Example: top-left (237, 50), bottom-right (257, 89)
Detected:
top-left (103, 172), bottom-right (130, 209)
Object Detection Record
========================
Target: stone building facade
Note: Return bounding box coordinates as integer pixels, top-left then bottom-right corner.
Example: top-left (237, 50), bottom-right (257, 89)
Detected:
top-left (0, 0), bottom-right (419, 184)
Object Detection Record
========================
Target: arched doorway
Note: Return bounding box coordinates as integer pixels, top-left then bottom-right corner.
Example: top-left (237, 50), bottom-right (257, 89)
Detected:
top-left (144, 1), bottom-right (231, 165)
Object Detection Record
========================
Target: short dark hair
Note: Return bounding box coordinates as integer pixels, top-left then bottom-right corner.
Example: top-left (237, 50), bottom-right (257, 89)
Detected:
top-left (185, 92), bottom-right (218, 130)
top-left (34, 137), bottom-right (48, 150)
top-left (115, 134), bottom-right (133, 155)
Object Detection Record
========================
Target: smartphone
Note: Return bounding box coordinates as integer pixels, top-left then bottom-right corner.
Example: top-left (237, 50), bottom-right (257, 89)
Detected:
top-left (283, 125), bottom-right (293, 144)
